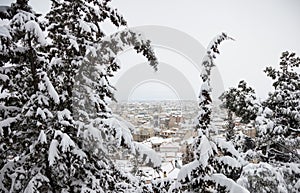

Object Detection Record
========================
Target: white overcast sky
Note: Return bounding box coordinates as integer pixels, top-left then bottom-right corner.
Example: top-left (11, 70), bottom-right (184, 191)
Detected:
top-left (112, 0), bottom-right (300, 100)
top-left (2, 0), bottom-right (300, 100)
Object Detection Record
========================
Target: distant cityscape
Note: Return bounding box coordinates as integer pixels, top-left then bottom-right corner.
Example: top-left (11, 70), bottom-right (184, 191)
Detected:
top-left (111, 100), bottom-right (199, 142)
top-left (109, 100), bottom-right (256, 181)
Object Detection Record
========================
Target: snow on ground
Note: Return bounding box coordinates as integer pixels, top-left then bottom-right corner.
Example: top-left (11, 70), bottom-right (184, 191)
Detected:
top-left (116, 159), bottom-right (182, 180)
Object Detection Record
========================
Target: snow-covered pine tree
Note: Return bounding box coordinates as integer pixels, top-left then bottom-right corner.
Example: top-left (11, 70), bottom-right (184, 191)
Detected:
top-left (0, 0), bottom-right (47, 160)
top-left (237, 162), bottom-right (288, 193)
top-left (1, 0), bottom-right (159, 192)
top-left (256, 51), bottom-right (300, 162)
top-left (240, 52), bottom-right (300, 193)
top-left (0, 4), bottom-right (15, 169)
top-left (182, 142), bottom-right (194, 165)
top-left (0, 0), bottom-right (58, 192)
top-left (224, 110), bottom-right (235, 141)
top-left (219, 80), bottom-right (259, 152)
top-left (220, 80), bottom-right (259, 125)
top-left (45, 0), bottom-right (159, 192)
top-left (172, 33), bottom-right (249, 193)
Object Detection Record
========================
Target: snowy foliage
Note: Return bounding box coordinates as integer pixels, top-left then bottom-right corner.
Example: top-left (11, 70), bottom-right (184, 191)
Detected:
top-left (196, 32), bottom-right (233, 136)
top-left (174, 33), bottom-right (248, 193)
top-left (219, 80), bottom-right (259, 153)
top-left (103, 115), bottom-right (161, 168)
top-left (256, 51), bottom-right (300, 162)
top-left (0, 0), bottom-right (158, 192)
top-left (220, 80), bottom-right (260, 124)
top-left (238, 162), bottom-right (288, 193)
top-left (231, 131), bottom-right (255, 153)
top-left (133, 142), bottom-right (161, 168)
top-left (151, 178), bottom-right (172, 193)
top-left (278, 162), bottom-right (300, 193)
top-left (220, 51), bottom-right (300, 192)
top-left (211, 174), bottom-right (249, 193)
top-left (0, 0), bottom-right (50, 174)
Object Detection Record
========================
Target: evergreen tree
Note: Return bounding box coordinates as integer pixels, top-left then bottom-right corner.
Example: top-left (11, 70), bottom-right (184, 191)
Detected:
top-left (224, 110), bottom-right (235, 141)
top-left (220, 80), bottom-right (259, 125)
top-left (220, 52), bottom-right (300, 193)
top-left (173, 33), bottom-right (249, 193)
top-left (0, 0), bottom-right (159, 192)
top-left (182, 142), bottom-right (194, 165)
top-left (152, 178), bottom-right (172, 193)
top-left (0, 0), bottom-right (56, 191)
top-left (45, 0), bottom-right (159, 191)
top-left (256, 51), bottom-right (300, 162)
top-left (0, 0), bottom-right (48, 166)
top-left (237, 162), bottom-right (288, 193)
top-left (220, 80), bottom-right (259, 152)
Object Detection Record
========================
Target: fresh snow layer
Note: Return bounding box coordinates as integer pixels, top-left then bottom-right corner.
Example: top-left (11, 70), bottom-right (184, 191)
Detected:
top-left (212, 173), bottom-right (249, 193)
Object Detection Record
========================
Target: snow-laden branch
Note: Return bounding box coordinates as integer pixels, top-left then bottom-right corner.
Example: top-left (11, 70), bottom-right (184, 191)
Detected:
top-left (90, 28), bottom-right (158, 71)
top-left (104, 115), bottom-right (161, 168)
